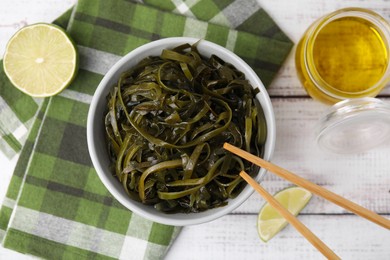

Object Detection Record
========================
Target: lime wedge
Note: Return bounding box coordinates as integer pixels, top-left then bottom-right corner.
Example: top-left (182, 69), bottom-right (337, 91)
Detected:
top-left (3, 23), bottom-right (78, 97)
top-left (258, 186), bottom-right (312, 242)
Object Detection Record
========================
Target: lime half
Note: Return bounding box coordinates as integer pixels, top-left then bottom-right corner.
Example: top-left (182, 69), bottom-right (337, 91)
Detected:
top-left (257, 186), bottom-right (312, 242)
top-left (3, 23), bottom-right (78, 97)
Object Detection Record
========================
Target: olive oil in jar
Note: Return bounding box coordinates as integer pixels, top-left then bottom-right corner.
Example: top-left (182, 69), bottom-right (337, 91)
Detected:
top-left (314, 17), bottom-right (387, 92)
top-left (296, 8), bottom-right (390, 104)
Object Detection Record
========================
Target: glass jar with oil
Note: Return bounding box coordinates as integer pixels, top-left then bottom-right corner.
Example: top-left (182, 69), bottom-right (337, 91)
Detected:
top-left (296, 8), bottom-right (390, 104)
top-left (296, 8), bottom-right (390, 153)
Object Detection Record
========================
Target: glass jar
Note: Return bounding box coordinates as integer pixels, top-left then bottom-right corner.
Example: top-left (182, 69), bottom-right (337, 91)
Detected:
top-left (296, 8), bottom-right (390, 104)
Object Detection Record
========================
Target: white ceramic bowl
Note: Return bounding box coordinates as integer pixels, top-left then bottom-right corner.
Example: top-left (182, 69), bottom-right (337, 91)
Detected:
top-left (87, 37), bottom-right (275, 226)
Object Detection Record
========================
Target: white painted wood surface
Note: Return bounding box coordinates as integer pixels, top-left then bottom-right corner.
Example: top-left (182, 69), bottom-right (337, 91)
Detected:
top-left (1, 0), bottom-right (389, 259)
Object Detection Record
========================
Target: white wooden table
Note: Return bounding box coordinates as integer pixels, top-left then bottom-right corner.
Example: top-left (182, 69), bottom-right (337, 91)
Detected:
top-left (1, 0), bottom-right (389, 259)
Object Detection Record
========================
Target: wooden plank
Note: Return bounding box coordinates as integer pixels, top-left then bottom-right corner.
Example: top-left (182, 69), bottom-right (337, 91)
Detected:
top-left (0, 1), bottom-right (389, 260)
top-left (259, 0), bottom-right (390, 43)
top-left (233, 98), bottom-right (390, 214)
top-left (166, 214), bottom-right (390, 260)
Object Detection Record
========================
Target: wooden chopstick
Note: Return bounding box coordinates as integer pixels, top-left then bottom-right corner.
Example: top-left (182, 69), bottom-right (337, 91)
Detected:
top-left (223, 143), bottom-right (390, 230)
top-left (240, 171), bottom-right (340, 259)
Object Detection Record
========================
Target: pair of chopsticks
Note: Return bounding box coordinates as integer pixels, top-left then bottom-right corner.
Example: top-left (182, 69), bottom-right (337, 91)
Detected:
top-left (223, 143), bottom-right (390, 260)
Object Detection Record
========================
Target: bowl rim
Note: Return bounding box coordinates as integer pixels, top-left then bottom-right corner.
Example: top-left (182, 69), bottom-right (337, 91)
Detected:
top-left (87, 37), bottom-right (276, 226)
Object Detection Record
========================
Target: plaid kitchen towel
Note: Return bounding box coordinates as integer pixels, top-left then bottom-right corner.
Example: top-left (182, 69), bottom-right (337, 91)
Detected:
top-left (0, 0), bottom-right (293, 259)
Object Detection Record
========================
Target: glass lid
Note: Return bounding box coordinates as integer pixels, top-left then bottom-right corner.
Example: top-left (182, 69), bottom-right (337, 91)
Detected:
top-left (316, 97), bottom-right (390, 153)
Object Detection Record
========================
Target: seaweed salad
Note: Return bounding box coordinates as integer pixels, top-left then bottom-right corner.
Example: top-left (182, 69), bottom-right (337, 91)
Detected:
top-left (105, 42), bottom-right (267, 213)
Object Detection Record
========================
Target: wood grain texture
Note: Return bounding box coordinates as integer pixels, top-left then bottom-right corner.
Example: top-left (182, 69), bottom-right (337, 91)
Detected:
top-left (166, 215), bottom-right (390, 260)
top-left (239, 171), bottom-right (341, 259)
top-left (226, 144), bottom-right (390, 230)
top-left (234, 98), bottom-right (390, 215)
top-left (0, 0), bottom-right (390, 260)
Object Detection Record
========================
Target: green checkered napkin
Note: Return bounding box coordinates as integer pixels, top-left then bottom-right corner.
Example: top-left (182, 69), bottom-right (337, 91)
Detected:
top-left (0, 0), bottom-right (293, 259)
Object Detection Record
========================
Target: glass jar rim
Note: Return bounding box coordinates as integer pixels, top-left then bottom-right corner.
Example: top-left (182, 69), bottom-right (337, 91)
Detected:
top-left (303, 8), bottom-right (390, 100)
